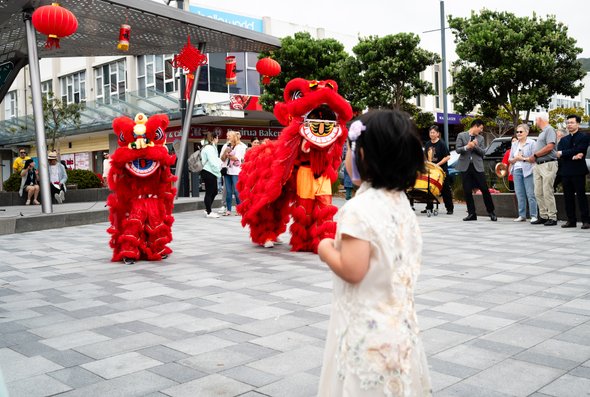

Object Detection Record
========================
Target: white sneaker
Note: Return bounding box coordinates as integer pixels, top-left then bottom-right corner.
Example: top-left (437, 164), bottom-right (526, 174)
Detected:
top-left (207, 212), bottom-right (220, 218)
top-left (274, 238), bottom-right (284, 245)
top-left (59, 190), bottom-right (65, 203)
top-left (530, 217), bottom-right (538, 224)
top-left (513, 216), bottom-right (525, 222)
top-left (263, 240), bottom-right (274, 248)
top-left (54, 192), bottom-right (63, 204)
top-left (203, 210), bottom-right (208, 217)
top-left (217, 206), bottom-right (227, 214)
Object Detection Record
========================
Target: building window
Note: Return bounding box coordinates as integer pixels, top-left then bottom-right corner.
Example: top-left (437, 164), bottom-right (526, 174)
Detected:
top-left (4, 90), bottom-right (17, 118)
top-left (137, 54), bottom-right (176, 97)
top-left (209, 53), bottom-right (227, 93)
top-left (95, 59), bottom-right (127, 104)
top-left (41, 80), bottom-right (53, 101)
top-left (246, 52), bottom-right (260, 96)
top-left (433, 65), bottom-right (440, 109)
top-left (59, 71), bottom-right (86, 104)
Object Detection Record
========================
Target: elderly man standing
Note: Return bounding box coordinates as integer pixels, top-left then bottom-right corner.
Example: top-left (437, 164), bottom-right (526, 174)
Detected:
top-left (557, 114), bottom-right (590, 229)
top-left (528, 113), bottom-right (558, 226)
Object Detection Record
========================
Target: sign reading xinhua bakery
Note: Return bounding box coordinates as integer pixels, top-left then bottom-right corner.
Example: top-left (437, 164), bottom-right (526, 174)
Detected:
top-left (166, 124), bottom-right (283, 141)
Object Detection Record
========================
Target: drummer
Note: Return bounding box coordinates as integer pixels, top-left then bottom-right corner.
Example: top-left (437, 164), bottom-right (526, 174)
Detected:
top-left (423, 125), bottom-right (454, 215)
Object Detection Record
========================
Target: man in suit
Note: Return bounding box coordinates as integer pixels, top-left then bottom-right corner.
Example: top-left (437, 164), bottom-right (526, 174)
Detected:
top-left (527, 112), bottom-right (558, 226)
top-left (455, 119), bottom-right (497, 221)
top-left (557, 114), bottom-right (590, 229)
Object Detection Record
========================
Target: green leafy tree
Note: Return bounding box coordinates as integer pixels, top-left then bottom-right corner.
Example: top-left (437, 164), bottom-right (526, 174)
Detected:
top-left (42, 92), bottom-right (84, 151)
top-left (257, 32), bottom-right (354, 111)
top-left (448, 10), bottom-right (585, 127)
top-left (549, 106), bottom-right (589, 129)
top-left (343, 33), bottom-right (440, 111)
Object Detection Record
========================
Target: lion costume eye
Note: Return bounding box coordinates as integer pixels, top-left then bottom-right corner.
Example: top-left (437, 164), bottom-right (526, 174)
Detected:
top-left (154, 127), bottom-right (164, 142)
top-left (290, 90), bottom-right (303, 101)
top-left (119, 132), bottom-right (126, 143)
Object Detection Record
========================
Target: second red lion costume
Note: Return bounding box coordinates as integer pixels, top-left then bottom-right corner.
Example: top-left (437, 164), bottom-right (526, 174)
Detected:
top-left (107, 113), bottom-right (176, 265)
top-left (237, 78), bottom-right (353, 252)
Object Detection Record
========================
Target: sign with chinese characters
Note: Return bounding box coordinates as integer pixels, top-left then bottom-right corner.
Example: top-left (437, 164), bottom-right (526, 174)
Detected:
top-left (229, 95), bottom-right (262, 111)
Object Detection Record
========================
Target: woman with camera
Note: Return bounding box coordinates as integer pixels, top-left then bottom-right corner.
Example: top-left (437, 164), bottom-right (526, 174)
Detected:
top-left (508, 124), bottom-right (538, 223)
top-left (19, 159), bottom-right (40, 205)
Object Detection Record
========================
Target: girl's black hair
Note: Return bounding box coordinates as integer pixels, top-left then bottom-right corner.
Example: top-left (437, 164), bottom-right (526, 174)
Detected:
top-left (353, 109), bottom-right (425, 191)
top-left (24, 159), bottom-right (34, 169)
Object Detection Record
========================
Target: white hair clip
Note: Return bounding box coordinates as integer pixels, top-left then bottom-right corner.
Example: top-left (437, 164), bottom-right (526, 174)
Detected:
top-left (348, 120), bottom-right (366, 142)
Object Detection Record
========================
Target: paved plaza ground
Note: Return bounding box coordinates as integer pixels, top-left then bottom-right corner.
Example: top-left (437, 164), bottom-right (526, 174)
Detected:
top-left (0, 199), bottom-right (589, 397)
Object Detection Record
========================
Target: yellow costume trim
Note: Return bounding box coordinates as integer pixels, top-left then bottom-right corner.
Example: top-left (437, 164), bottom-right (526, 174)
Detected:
top-left (296, 166), bottom-right (332, 199)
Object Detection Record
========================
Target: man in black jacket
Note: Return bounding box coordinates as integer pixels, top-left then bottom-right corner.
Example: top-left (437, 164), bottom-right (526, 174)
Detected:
top-left (557, 115), bottom-right (590, 229)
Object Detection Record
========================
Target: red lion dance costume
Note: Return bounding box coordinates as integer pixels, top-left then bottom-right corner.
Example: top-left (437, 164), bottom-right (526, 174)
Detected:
top-left (107, 113), bottom-right (176, 265)
top-left (237, 78), bottom-right (352, 252)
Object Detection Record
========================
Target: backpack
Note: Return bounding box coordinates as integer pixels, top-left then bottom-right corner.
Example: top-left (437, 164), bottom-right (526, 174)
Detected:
top-left (188, 149), bottom-right (203, 173)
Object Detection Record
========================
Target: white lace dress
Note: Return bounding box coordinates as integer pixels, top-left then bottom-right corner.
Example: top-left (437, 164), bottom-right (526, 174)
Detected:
top-left (317, 183), bottom-right (432, 397)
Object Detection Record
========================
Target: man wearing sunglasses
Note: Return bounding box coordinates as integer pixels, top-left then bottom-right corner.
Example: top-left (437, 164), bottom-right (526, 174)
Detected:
top-left (12, 148), bottom-right (30, 174)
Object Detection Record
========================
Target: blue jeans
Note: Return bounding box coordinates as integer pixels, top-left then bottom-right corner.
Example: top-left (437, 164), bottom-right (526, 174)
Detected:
top-left (224, 174), bottom-right (240, 211)
top-left (513, 168), bottom-right (537, 218)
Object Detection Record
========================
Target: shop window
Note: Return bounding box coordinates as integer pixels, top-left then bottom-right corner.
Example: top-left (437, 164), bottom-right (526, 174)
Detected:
top-left (59, 71), bottom-right (86, 104)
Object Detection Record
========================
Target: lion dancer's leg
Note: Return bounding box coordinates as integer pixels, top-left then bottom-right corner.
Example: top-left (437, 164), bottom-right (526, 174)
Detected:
top-left (245, 193), bottom-right (291, 247)
top-left (289, 197), bottom-right (316, 252)
top-left (115, 200), bottom-right (148, 264)
top-left (144, 198), bottom-right (173, 260)
top-left (311, 194), bottom-right (338, 251)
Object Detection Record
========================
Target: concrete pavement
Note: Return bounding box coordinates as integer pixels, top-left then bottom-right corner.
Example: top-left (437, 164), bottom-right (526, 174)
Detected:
top-left (0, 201), bottom-right (589, 396)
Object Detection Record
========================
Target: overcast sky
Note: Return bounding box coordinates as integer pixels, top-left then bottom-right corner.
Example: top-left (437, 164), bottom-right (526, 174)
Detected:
top-left (182, 0), bottom-right (590, 59)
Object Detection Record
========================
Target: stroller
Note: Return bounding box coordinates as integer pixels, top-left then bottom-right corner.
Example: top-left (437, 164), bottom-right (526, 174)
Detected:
top-left (407, 161), bottom-right (445, 217)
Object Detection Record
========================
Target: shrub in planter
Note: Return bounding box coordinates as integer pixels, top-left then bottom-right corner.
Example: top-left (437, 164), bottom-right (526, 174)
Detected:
top-left (66, 169), bottom-right (102, 189)
top-left (2, 172), bottom-right (21, 192)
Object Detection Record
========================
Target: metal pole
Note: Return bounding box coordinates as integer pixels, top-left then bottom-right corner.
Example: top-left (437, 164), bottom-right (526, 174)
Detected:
top-left (440, 0), bottom-right (449, 149)
top-left (174, 0), bottom-right (190, 197)
top-left (174, 42), bottom-right (206, 197)
top-left (24, 9), bottom-right (53, 213)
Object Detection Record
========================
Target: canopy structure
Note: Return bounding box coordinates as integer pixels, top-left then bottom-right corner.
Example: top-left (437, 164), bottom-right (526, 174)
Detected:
top-left (0, 0), bottom-right (280, 213)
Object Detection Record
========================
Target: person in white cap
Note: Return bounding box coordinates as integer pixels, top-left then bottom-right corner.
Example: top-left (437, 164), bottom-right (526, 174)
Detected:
top-left (48, 151), bottom-right (68, 204)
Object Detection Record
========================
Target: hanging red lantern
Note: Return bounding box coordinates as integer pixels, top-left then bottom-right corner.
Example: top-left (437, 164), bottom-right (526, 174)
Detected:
top-left (225, 56), bottom-right (237, 85)
top-left (32, 3), bottom-right (78, 49)
top-left (256, 57), bottom-right (281, 85)
top-left (117, 24), bottom-right (131, 51)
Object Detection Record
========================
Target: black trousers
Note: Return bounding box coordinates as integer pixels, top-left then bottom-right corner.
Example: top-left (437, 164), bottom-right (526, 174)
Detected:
top-left (50, 183), bottom-right (65, 196)
top-left (461, 164), bottom-right (495, 215)
top-left (426, 172), bottom-right (454, 211)
top-left (562, 174), bottom-right (589, 223)
top-left (201, 169), bottom-right (218, 214)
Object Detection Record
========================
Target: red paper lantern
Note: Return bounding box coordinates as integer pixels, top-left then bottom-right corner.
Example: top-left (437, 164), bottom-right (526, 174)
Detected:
top-left (256, 57), bottom-right (281, 85)
top-left (225, 56), bottom-right (237, 85)
top-left (32, 3), bottom-right (78, 49)
top-left (117, 24), bottom-right (131, 51)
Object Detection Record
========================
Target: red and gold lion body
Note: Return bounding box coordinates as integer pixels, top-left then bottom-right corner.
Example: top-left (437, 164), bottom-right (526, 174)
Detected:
top-left (237, 78), bottom-right (353, 252)
top-left (107, 113), bottom-right (177, 263)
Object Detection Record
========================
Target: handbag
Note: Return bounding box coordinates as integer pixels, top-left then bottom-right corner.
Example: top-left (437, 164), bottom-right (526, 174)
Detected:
top-left (221, 145), bottom-right (232, 176)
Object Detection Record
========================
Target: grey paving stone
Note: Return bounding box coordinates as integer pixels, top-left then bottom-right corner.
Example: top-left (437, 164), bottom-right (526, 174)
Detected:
top-left (6, 374), bottom-right (71, 397)
top-left (539, 374), bottom-right (590, 397)
top-left (437, 382), bottom-right (515, 397)
top-left (53, 370), bottom-right (177, 397)
top-left (148, 362), bottom-right (207, 383)
top-left (221, 365), bottom-right (281, 388)
top-left (256, 372), bottom-right (318, 397)
top-left (74, 331), bottom-right (168, 359)
top-left (161, 373), bottom-right (253, 397)
top-left (137, 345), bottom-right (190, 363)
top-left (81, 351), bottom-right (162, 379)
top-left (40, 349), bottom-right (94, 368)
top-left (48, 366), bottom-right (104, 388)
top-left (463, 358), bottom-right (565, 396)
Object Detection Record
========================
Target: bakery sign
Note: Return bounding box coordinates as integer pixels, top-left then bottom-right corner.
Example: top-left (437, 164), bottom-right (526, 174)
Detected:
top-left (166, 124), bottom-right (283, 141)
top-left (229, 94), bottom-right (262, 111)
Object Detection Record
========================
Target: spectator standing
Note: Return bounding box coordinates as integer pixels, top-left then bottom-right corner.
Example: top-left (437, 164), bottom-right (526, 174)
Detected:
top-left (341, 143), bottom-right (354, 200)
top-left (528, 113), bottom-right (558, 226)
top-left (48, 151), bottom-right (68, 204)
top-left (508, 124), bottom-right (538, 222)
top-left (12, 148), bottom-right (30, 174)
top-left (423, 125), bottom-right (454, 214)
top-left (201, 132), bottom-right (222, 218)
top-left (455, 119), bottom-right (497, 221)
top-left (102, 152), bottom-right (111, 187)
top-left (317, 110), bottom-right (431, 396)
top-left (220, 130), bottom-right (247, 216)
top-left (557, 114), bottom-right (590, 229)
top-left (19, 159), bottom-right (40, 205)
top-left (501, 136), bottom-right (517, 191)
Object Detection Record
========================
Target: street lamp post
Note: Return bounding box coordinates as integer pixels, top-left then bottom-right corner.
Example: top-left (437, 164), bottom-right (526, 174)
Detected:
top-left (440, 0), bottom-right (449, 149)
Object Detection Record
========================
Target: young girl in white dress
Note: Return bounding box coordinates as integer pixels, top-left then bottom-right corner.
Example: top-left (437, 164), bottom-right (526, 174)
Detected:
top-left (317, 109), bottom-right (432, 397)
